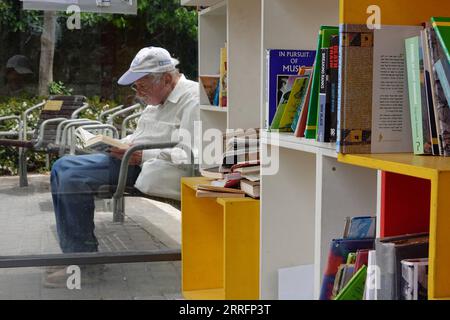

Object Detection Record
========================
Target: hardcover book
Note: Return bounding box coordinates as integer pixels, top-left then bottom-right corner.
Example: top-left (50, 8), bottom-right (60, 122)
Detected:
top-left (293, 68), bottom-right (314, 137)
top-left (304, 26), bottom-right (339, 139)
top-left (270, 75), bottom-right (303, 130)
top-left (422, 27), bottom-right (441, 155)
top-left (328, 35), bottom-right (340, 142)
top-left (276, 74), bottom-right (311, 131)
top-left (199, 75), bottom-right (220, 106)
top-left (316, 28), bottom-right (339, 142)
top-left (432, 17), bottom-right (450, 62)
top-left (375, 232), bottom-right (429, 300)
top-left (337, 0), bottom-right (449, 154)
top-left (283, 67), bottom-right (313, 133)
top-left (345, 216), bottom-right (376, 240)
top-left (219, 45), bottom-right (228, 108)
top-left (335, 265), bottom-right (368, 300)
top-left (265, 49), bottom-right (316, 129)
top-left (317, 48), bottom-right (330, 142)
top-left (405, 36), bottom-right (432, 155)
top-left (400, 258), bottom-right (428, 300)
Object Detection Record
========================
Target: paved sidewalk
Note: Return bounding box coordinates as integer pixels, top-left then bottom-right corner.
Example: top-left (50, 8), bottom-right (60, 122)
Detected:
top-left (0, 174), bottom-right (182, 300)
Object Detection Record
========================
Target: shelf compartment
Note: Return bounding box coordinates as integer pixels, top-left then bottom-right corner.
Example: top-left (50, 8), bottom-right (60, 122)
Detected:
top-left (338, 153), bottom-right (450, 300)
top-left (181, 177), bottom-right (260, 300)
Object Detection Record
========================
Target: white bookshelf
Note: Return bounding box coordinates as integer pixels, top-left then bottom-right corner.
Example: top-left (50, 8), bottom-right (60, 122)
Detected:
top-left (184, 0), bottom-right (381, 300)
top-left (197, 0), bottom-right (262, 154)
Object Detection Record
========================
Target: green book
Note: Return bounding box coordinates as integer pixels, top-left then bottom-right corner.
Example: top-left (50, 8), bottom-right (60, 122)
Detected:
top-left (406, 36), bottom-right (426, 155)
top-left (431, 17), bottom-right (450, 62)
top-left (335, 265), bottom-right (367, 300)
top-left (304, 26), bottom-right (338, 139)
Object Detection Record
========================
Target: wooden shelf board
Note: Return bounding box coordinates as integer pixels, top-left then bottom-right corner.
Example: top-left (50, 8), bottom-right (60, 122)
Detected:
top-left (261, 132), bottom-right (337, 158)
top-left (337, 153), bottom-right (450, 180)
top-left (183, 288), bottom-right (225, 300)
top-left (200, 105), bottom-right (228, 113)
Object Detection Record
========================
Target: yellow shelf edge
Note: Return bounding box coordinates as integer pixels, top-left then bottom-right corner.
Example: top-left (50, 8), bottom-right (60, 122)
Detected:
top-left (337, 153), bottom-right (438, 180)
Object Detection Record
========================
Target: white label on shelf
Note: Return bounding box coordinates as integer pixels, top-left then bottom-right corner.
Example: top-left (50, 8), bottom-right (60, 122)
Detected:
top-left (278, 264), bottom-right (314, 300)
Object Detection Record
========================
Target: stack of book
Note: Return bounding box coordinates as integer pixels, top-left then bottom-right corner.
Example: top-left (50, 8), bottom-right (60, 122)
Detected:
top-left (197, 162), bottom-right (260, 199)
top-left (319, 215), bottom-right (430, 300)
top-left (198, 130), bottom-right (260, 198)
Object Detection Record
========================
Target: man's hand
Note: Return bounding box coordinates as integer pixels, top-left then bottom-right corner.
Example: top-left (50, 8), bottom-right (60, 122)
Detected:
top-left (109, 146), bottom-right (143, 166)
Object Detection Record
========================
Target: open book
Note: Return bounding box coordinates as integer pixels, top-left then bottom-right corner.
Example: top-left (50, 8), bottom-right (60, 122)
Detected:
top-left (76, 128), bottom-right (129, 152)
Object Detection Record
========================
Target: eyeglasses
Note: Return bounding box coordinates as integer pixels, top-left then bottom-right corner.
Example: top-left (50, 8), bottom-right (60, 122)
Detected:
top-left (131, 84), bottom-right (137, 92)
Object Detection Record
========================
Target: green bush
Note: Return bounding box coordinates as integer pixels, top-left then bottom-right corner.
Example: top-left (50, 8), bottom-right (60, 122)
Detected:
top-left (0, 96), bottom-right (119, 176)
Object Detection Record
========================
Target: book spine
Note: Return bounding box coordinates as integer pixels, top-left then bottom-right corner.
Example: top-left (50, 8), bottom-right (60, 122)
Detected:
top-left (265, 49), bottom-right (271, 129)
top-left (426, 28), bottom-right (444, 155)
top-left (337, 25), bottom-right (346, 153)
top-left (432, 18), bottom-right (450, 63)
top-left (375, 241), bottom-right (396, 300)
top-left (422, 28), bottom-right (440, 155)
top-left (323, 48), bottom-right (333, 142)
top-left (434, 59), bottom-right (450, 105)
top-left (329, 35), bottom-right (339, 143)
top-left (406, 36), bottom-right (425, 155)
top-left (428, 28), bottom-right (450, 156)
top-left (317, 48), bottom-right (330, 142)
top-left (304, 30), bottom-right (324, 139)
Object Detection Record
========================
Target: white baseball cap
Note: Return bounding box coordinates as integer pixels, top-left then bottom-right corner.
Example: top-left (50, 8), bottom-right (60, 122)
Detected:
top-left (118, 47), bottom-right (180, 85)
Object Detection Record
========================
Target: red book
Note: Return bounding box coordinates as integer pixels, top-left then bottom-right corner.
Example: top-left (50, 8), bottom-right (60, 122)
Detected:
top-left (354, 249), bottom-right (369, 273)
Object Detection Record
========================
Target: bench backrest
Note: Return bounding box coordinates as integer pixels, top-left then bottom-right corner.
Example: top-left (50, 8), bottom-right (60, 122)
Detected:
top-left (32, 95), bottom-right (87, 147)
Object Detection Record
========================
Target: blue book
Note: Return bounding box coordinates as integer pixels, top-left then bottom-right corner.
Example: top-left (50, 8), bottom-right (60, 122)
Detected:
top-left (213, 81), bottom-right (220, 106)
top-left (434, 58), bottom-right (450, 106)
top-left (265, 49), bottom-right (316, 129)
top-left (346, 216), bottom-right (376, 239)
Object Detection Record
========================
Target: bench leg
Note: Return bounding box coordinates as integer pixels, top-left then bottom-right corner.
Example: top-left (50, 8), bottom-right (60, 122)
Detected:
top-left (18, 148), bottom-right (28, 188)
top-left (113, 197), bottom-right (125, 223)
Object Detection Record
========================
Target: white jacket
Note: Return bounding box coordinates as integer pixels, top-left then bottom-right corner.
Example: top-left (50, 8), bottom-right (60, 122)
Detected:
top-left (121, 75), bottom-right (200, 200)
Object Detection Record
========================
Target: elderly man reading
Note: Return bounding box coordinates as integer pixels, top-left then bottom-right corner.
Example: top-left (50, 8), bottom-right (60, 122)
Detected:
top-left (46, 47), bottom-right (199, 287)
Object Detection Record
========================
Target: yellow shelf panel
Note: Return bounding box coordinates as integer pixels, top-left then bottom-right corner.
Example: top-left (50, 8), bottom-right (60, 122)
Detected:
top-left (183, 288), bottom-right (226, 300)
top-left (337, 153), bottom-right (450, 179)
top-left (181, 177), bottom-right (260, 300)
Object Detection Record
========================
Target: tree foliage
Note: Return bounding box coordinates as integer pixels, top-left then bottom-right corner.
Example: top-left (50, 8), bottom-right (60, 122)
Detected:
top-left (0, 0), bottom-right (198, 78)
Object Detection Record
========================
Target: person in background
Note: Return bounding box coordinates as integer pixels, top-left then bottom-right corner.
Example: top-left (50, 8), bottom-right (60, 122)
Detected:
top-left (1, 55), bottom-right (34, 98)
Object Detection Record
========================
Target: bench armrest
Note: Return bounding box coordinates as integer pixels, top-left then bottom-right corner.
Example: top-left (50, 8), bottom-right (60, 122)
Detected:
top-left (113, 142), bottom-right (197, 200)
top-left (70, 102), bottom-right (90, 119)
top-left (107, 103), bottom-right (142, 125)
top-left (98, 105), bottom-right (123, 122)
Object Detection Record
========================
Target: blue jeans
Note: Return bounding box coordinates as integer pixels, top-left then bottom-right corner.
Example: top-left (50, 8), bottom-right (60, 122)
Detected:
top-left (50, 154), bottom-right (141, 253)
